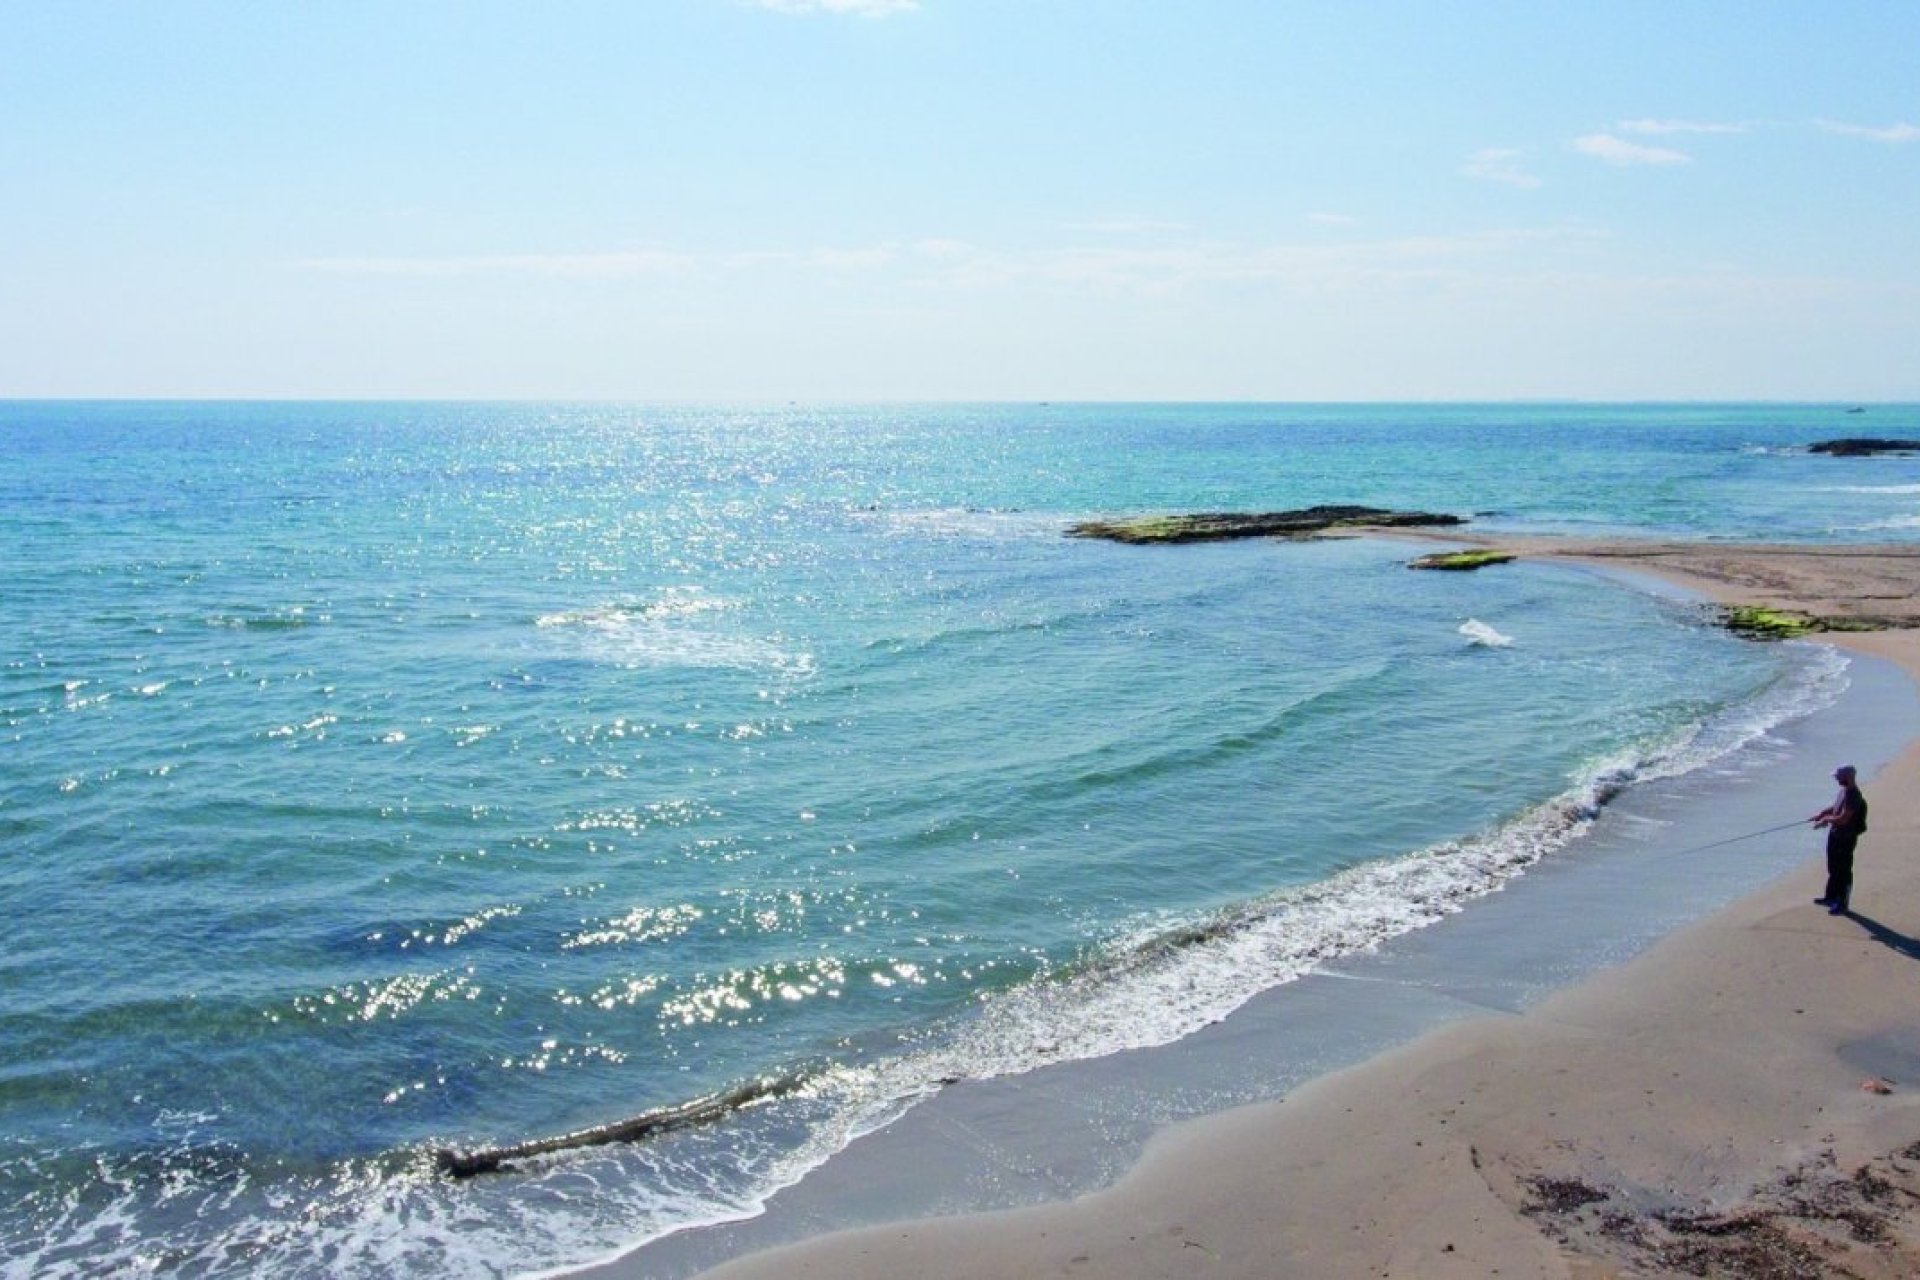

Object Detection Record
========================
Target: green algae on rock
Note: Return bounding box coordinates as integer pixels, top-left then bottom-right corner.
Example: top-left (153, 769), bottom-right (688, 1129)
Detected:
top-left (1722, 607), bottom-right (1821, 639)
top-left (1068, 505), bottom-right (1464, 545)
top-left (1408, 550), bottom-right (1516, 571)
top-left (1719, 606), bottom-right (1888, 641)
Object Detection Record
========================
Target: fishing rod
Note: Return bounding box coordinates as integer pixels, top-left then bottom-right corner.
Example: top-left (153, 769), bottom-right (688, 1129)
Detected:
top-left (1673, 818), bottom-right (1812, 857)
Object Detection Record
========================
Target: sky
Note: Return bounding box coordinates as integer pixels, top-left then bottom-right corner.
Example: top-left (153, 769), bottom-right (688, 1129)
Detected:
top-left (2, 0), bottom-right (1916, 401)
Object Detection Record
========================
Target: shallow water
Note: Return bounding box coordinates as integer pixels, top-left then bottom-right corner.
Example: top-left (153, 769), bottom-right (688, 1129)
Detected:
top-left (3, 401), bottom-right (1917, 1276)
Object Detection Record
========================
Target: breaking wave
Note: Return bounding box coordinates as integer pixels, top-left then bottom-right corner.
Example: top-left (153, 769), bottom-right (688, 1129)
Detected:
top-left (25, 643), bottom-right (1835, 1280)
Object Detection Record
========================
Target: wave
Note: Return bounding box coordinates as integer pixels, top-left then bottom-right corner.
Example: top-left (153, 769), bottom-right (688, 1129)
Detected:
top-left (535, 591), bottom-right (814, 676)
top-left (890, 645), bottom-right (1844, 1091)
top-left (345, 646), bottom-right (1851, 1269)
top-left (1053, 666), bottom-right (1387, 799)
top-left (1459, 618), bottom-right (1512, 647)
top-left (860, 574), bottom-right (1244, 663)
top-left (534, 590), bottom-right (735, 628)
top-left (203, 610), bottom-right (318, 631)
top-left (3, 647), bottom-right (1848, 1280)
top-left (862, 507), bottom-right (1062, 541)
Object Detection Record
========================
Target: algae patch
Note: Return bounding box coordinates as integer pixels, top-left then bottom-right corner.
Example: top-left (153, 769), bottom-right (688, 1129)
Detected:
top-left (1719, 606), bottom-right (1886, 641)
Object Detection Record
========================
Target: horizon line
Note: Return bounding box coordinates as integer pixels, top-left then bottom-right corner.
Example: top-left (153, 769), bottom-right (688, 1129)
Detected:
top-left (2, 396), bottom-right (1911, 408)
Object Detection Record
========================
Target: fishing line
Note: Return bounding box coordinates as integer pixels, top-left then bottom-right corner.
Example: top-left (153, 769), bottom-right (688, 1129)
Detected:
top-left (1672, 818), bottom-right (1811, 857)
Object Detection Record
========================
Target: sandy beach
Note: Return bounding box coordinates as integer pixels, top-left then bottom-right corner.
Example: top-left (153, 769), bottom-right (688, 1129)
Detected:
top-left (660, 538), bottom-right (1920, 1280)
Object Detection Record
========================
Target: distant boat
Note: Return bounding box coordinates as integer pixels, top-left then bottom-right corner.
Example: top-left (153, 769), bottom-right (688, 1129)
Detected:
top-left (1847, 406), bottom-right (1867, 414)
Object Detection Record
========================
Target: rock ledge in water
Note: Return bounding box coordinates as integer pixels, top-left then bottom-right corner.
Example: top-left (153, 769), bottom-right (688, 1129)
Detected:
top-left (1808, 438), bottom-right (1920, 457)
top-left (1068, 505), bottom-right (1464, 545)
top-left (1408, 550), bottom-right (1516, 571)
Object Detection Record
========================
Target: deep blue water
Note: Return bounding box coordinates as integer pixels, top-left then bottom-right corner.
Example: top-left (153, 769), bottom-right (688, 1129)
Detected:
top-left (3, 402), bottom-right (1917, 1277)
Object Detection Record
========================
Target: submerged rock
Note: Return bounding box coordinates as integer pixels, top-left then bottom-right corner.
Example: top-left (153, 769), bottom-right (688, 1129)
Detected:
top-left (1409, 550), bottom-right (1515, 571)
top-left (1068, 505), bottom-right (1463, 544)
top-left (1808, 438), bottom-right (1920, 456)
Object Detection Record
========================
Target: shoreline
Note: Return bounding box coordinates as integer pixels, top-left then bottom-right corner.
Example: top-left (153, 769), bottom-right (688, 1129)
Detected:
top-left (568, 537), bottom-right (1920, 1280)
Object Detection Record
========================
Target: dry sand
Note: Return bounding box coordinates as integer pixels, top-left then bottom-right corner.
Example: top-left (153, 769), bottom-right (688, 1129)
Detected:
top-left (684, 538), bottom-right (1920, 1280)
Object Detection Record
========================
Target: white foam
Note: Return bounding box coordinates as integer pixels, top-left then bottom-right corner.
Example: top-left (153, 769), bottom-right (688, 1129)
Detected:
top-left (537, 591), bottom-right (813, 676)
top-left (1459, 618), bottom-right (1512, 647)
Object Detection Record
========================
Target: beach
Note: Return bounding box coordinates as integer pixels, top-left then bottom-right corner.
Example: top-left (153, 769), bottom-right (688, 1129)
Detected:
top-left (12, 403), bottom-right (1920, 1279)
top-left (11, 1), bottom-right (1920, 1271)
top-left (638, 539), bottom-right (1920, 1280)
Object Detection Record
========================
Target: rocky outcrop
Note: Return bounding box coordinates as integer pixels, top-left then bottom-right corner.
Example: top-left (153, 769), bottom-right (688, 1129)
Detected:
top-left (1808, 438), bottom-right (1920, 456)
top-left (1408, 550), bottom-right (1515, 571)
top-left (1718, 605), bottom-right (1887, 640)
top-left (1068, 505), bottom-right (1464, 545)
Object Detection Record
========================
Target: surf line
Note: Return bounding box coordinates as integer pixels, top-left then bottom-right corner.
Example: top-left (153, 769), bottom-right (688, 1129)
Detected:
top-left (437, 1073), bottom-right (812, 1178)
top-left (437, 815), bottom-right (1818, 1180)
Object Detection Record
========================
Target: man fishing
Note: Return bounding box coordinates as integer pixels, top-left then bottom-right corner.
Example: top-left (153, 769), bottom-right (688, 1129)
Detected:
top-left (1812, 764), bottom-right (1869, 915)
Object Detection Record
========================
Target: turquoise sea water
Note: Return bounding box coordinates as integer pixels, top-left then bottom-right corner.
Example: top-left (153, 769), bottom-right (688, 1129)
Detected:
top-left (3, 401), bottom-right (1918, 1277)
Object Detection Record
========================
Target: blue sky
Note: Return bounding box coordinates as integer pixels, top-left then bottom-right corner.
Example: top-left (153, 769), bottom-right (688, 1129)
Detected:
top-left (3, 1), bottom-right (1915, 400)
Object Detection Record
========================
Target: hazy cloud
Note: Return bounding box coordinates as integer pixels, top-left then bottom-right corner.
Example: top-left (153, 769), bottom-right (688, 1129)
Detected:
top-left (753, 0), bottom-right (918, 15)
top-left (1462, 148), bottom-right (1541, 188)
top-left (720, 246), bottom-right (900, 270)
top-left (1574, 134), bottom-right (1691, 166)
top-left (299, 246), bottom-right (921, 277)
top-left (296, 227), bottom-right (1608, 297)
top-left (1064, 217), bottom-right (1194, 234)
top-left (296, 250), bottom-right (697, 277)
top-left (903, 226), bottom-right (1609, 295)
top-left (1818, 119), bottom-right (1920, 143)
top-left (1618, 118), bottom-right (1746, 135)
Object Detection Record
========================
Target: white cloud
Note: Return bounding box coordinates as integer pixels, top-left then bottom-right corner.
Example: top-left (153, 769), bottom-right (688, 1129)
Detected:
top-left (1818, 119), bottom-right (1920, 143)
top-left (1461, 148), bottom-right (1541, 189)
top-left (1618, 118), bottom-right (1746, 135)
top-left (1573, 133), bottom-right (1692, 166)
top-left (301, 246), bottom-right (921, 277)
top-left (753, 0), bottom-right (918, 15)
top-left (296, 250), bottom-right (697, 277)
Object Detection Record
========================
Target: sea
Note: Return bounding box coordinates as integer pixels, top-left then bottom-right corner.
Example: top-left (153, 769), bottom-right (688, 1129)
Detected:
top-left (3, 401), bottom-right (1918, 1278)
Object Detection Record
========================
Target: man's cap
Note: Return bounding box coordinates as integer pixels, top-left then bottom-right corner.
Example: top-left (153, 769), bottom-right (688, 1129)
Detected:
top-left (1835, 764), bottom-right (1857, 779)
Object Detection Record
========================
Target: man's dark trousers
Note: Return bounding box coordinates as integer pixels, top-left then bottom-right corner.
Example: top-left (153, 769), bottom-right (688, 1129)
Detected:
top-left (1825, 830), bottom-right (1858, 909)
